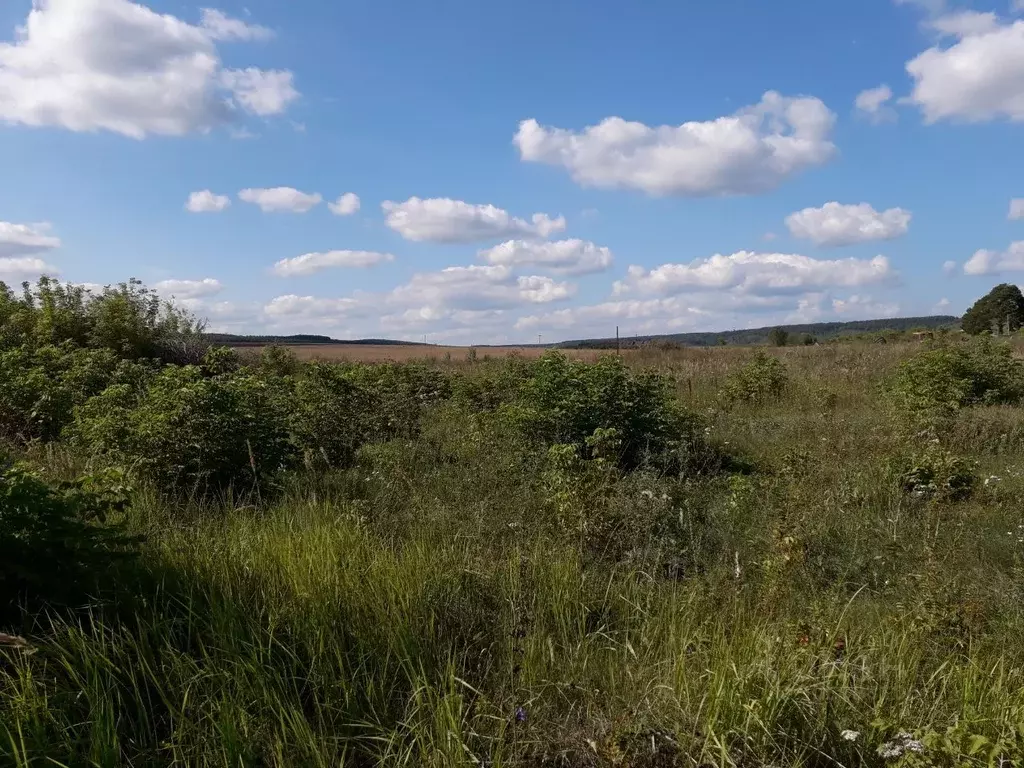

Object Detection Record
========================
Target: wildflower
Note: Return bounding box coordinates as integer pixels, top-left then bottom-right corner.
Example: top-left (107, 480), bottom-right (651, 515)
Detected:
top-left (514, 706), bottom-right (527, 723)
top-left (840, 729), bottom-right (860, 742)
top-left (985, 475), bottom-right (1002, 486)
top-left (878, 732), bottom-right (924, 759)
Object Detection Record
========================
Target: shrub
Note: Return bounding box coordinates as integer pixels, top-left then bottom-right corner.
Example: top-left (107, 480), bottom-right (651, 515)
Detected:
top-left (342, 362), bottom-right (451, 440)
top-left (1, 462), bottom-right (138, 619)
top-left (72, 366), bottom-right (293, 497)
top-left (886, 339), bottom-right (1024, 418)
top-left (720, 351), bottom-right (788, 406)
top-left (290, 363), bottom-right (375, 468)
top-left (0, 345), bottom-right (153, 444)
top-left (498, 352), bottom-right (706, 470)
top-left (897, 447), bottom-right (978, 502)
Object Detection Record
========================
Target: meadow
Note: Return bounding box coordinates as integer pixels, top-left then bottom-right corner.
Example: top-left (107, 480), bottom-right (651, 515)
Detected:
top-left (4, 280), bottom-right (1024, 767)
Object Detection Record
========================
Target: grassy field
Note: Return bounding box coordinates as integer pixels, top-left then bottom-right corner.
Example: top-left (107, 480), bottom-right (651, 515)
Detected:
top-left (241, 343), bottom-right (609, 363)
top-left (5, 337), bottom-right (1024, 766)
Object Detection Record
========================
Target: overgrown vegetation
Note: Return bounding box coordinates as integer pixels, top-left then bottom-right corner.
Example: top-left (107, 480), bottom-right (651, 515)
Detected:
top-left (3, 277), bottom-right (1024, 766)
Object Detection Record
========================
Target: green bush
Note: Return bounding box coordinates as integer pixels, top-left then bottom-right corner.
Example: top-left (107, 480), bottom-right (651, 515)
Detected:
top-left (342, 362), bottom-right (451, 440)
top-left (0, 345), bottom-right (153, 444)
top-left (72, 366), bottom-right (293, 497)
top-left (290, 363), bottom-right (375, 468)
top-left (1, 462), bottom-right (138, 619)
top-left (498, 352), bottom-right (706, 470)
top-left (886, 339), bottom-right (1024, 418)
top-left (720, 351), bottom-right (788, 406)
top-left (897, 446), bottom-right (978, 502)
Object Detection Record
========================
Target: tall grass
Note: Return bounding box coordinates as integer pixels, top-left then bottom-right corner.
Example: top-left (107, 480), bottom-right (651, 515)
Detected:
top-left (4, 341), bottom-right (1024, 766)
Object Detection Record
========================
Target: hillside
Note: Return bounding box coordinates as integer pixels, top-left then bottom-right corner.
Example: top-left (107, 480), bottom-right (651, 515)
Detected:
top-left (559, 315), bottom-right (960, 349)
top-left (203, 333), bottom-right (426, 347)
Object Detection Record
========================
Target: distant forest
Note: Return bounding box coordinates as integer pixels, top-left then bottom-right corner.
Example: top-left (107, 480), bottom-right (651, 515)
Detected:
top-left (202, 334), bottom-right (425, 347)
top-left (556, 315), bottom-right (961, 349)
top-left (205, 315), bottom-right (961, 349)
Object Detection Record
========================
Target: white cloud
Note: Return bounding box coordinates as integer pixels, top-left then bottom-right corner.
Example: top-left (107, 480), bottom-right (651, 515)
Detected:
top-left (615, 251), bottom-right (895, 296)
top-left (943, 259), bottom-right (958, 275)
top-left (1015, 0), bottom-right (1024, 14)
top-left (272, 250), bottom-right (394, 276)
top-left (264, 294), bottom-right (369, 320)
top-left (906, 16), bottom-right (1024, 122)
top-left (239, 187), bottom-right (322, 213)
top-left (0, 221), bottom-right (61, 257)
top-left (831, 294), bottom-right (899, 318)
top-left (1010, 199), bottom-right (1024, 220)
top-left (963, 241), bottom-right (1024, 274)
top-left (855, 85), bottom-right (896, 122)
top-left (478, 239), bottom-right (613, 276)
top-left (0, 256), bottom-right (59, 281)
top-left (935, 297), bottom-right (952, 310)
top-left (927, 10), bottom-right (1000, 37)
top-left (0, 0), bottom-right (295, 139)
top-left (785, 202), bottom-right (911, 247)
top-left (388, 264), bottom-right (574, 310)
top-left (328, 193), bottom-right (361, 216)
top-left (185, 190), bottom-right (231, 213)
top-left (514, 91), bottom-right (836, 196)
top-left (153, 277), bottom-right (223, 299)
top-left (895, 0), bottom-right (947, 14)
top-left (382, 197), bottom-right (566, 243)
top-left (199, 8), bottom-right (272, 41)
top-left (516, 296), bottom-right (710, 333)
top-left (220, 68), bottom-right (298, 116)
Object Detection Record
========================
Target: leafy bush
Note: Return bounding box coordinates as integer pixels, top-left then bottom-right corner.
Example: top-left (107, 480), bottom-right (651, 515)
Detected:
top-left (342, 362), bottom-right (451, 440)
top-left (720, 352), bottom-right (788, 406)
top-left (886, 339), bottom-right (1024, 418)
top-left (0, 277), bottom-right (203, 362)
top-left (290, 363), bottom-right (375, 468)
top-left (498, 352), bottom-right (706, 470)
top-left (72, 366), bottom-right (293, 496)
top-left (1, 462), bottom-right (138, 619)
top-left (897, 446), bottom-right (978, 502)
top-left (0, 345), bottom-right (153, 444)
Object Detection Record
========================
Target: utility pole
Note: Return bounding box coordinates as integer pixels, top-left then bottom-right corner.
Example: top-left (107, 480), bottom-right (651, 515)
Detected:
top-left (616, 325), bottom-right (620, 356)
top-left (537, 333), bottom-right (542, 346)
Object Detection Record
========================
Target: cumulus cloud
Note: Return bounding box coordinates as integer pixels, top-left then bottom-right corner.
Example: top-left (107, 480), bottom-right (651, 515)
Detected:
top-left (785, 202), bottom-right (911, 247)
top-left (264, 294), bottom-right (369, 320)
top-left (388, 265), bottom-right (574, 310)
top-left (0, 0), bottom-right (295, 139)
top-left (1010, 199), bottom-right (1024, 220)
top-left (272, 250), bottom-right (394, 276)
top-left (199, 8), bottom-right (272, 41)
top-left (831, 294), bottom-right (899, 317)
top-left (615, 251), bottom-right (895, 296)
top-left (328, 193), bottom-right (361, 216)
top-left (239, 187), bottom-right (322, 213)
top-left (478, 239), bottom-right (613, 276)
top-left (963, 241), bottom-right (1024, 274)
top-left (943, 259), bottom-right (958, 275)
top-left (185, 190), bottom-right (231, 213)
top-left (855, 85), bottom-right (896, 122)
top-left (906, 15), bottom-right (1024, 122)
top-left (935, 297), bottom-right (952, 310)
top-left (0, 257), bottom-right (59, 281)
top-left (514, 91), bottom-right (836, 196)
top-left (0, 222), bottom-right (61, 257)
top-left (219, 68), bottom-right (298, 116)
top-left (382, 197), bottom-right (566, 243)
top-left (153, 278), bottom-right (223, 299)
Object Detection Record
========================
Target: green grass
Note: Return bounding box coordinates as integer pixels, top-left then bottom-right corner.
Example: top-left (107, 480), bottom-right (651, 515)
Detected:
top-left (5, 341), bottom-right (1024, 766)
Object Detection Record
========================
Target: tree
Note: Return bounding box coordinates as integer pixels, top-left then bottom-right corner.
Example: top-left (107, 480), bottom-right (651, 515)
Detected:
top-left (962, 284), bottom-right (1024, 336)
top-left (768, 327), bottom-right (790, 347)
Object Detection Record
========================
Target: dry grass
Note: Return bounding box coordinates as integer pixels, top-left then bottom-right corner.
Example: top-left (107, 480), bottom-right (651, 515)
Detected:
top-left (240, 343), bottom-right (612, 363)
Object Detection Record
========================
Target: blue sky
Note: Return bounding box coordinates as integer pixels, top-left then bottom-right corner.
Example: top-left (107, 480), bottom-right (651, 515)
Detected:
top-left (1, 0), bottom-right (1023, 342)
